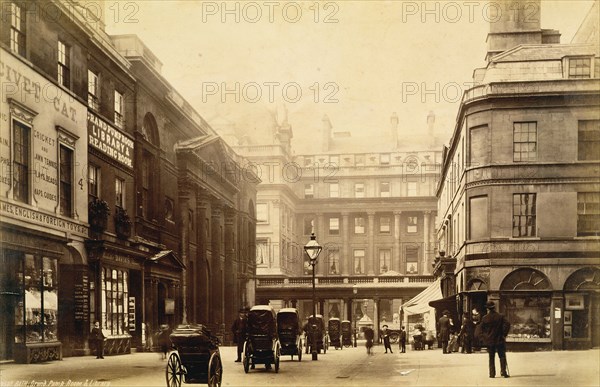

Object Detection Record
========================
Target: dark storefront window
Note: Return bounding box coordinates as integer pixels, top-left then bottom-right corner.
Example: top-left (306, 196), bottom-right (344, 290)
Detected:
top-left (15, 255), bottom-right (59, 344)
top-left (101, 267), bottom-right (129, 335)
top-left (502, 295), bottom-right (551, 339)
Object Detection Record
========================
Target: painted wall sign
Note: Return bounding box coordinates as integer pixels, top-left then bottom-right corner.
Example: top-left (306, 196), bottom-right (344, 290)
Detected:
top-left (87, 111), bottom-right (134, 168)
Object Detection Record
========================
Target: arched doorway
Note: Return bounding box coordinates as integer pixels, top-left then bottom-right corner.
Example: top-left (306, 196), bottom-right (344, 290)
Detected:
top-left (564, 267), bottom-right (600, 348)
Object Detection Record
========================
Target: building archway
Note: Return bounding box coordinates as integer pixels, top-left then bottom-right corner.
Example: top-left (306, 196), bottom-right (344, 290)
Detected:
top-left (564, 267), bottom-right (600, 348)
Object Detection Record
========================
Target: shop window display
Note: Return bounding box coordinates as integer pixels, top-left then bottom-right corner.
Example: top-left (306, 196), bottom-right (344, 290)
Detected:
top-left (101, 267), bottom-right (129, 335)
top-left (502, 295), bottom-right (551, 339)
top-left (16, 255), bottom-right (58, 344)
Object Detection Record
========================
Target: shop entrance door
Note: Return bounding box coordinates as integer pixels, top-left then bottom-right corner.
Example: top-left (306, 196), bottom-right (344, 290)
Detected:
top-left (591, 293), bottom-right (600, 348)
top-left (0, 251), bottom-right (22, 360)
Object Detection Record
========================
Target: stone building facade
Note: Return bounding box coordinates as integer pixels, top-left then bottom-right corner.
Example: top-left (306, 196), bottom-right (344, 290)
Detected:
top-left (435, 0), bottom-right (600, 350)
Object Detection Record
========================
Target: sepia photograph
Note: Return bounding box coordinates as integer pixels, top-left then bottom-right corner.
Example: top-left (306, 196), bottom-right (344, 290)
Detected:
top-left (0, 0), bottom-right (599, 386)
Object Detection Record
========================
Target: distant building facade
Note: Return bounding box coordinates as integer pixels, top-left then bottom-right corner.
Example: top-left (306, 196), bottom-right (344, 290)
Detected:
top-left (223, 107), bottom-right (442, 336)
top-left (435, 0), bottom-right (600, 351)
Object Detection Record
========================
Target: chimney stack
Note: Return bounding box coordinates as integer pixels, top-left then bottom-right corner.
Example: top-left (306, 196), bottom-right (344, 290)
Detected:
top-left (427, 111), bottom-right (438, 147)
top-left (390, 112), bottom-right (399, 148)
top-left (486, 0), bottom-right (542, 61)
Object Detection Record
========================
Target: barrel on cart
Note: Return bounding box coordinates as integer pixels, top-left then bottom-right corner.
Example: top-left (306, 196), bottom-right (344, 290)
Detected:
top-left (166, 324), bottom-right (222, 387)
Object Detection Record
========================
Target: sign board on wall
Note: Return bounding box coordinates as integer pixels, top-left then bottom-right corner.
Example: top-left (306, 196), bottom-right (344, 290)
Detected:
top-left (87, 111), bottom-right (134, 168)
top-left (128, 297), bottom-right (136, 331)
top-left (165, 299), bottom-right (175, 315)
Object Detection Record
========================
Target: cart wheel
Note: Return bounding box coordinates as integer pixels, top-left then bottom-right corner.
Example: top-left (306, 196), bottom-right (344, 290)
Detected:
top-left (297, 343), bottom-right (302, 362)
top-left (242, 341), bottom-right (250, 374)
top-left (166, 352), bottom-right (183, 387)
top-left (390, 332), bottom-right (400, 344)
top-left (274, 343), bottom-right (280, 373)
top-left (208, 352), bottom-right (222, 387)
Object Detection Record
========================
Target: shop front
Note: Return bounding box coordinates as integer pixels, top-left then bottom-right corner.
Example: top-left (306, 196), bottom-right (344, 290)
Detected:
top-left (86, 241), bottom-right (145, 355)
top-left (562, 267), bottom-right (600, 350)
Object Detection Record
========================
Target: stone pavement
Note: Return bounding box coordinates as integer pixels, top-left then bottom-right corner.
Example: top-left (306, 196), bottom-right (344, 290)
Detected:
top-left (1, 344), bottom-right (598, 386)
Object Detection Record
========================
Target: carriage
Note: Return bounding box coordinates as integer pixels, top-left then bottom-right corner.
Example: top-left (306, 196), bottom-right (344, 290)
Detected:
top-left (304, 314), bottom-right (326, 354)
top-left (243, 305), bottom-right (281, 373)
top-left (341, 320), bottom-right (353, 348)
top-left (166, 324), bottom-right (222, 387)
top-left (327, 318), bottom-right (343, 350)
top-left (277, 308), bottom-right (303, 361)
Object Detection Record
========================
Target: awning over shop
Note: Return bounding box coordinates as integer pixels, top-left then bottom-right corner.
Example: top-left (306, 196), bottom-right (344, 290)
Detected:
top-left (402, 279), bottom-right (442, 315)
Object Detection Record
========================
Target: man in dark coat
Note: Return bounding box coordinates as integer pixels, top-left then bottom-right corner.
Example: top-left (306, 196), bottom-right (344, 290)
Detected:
top-left (90, 321), bottom-right (105, 359)
top-left (381, 325), bottom-right (393, 353)
top-left (399, 326), bottom-right (407, 353)
top-left (438, 310), bottom-right (453, 354)
top-left (231, 308), bottom-right (247, 362)
top-left (478, 301), bottom-right (511, 378)
top-left (459, 313), bottom-right (474, 354)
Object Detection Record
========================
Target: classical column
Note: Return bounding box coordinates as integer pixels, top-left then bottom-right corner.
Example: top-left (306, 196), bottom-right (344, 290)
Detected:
top-left (367, 212), bottom-right (375, 275)
top-left (423, 211), bottom-right (431, 275)
top-left (224, 207), bottom-right (237, 326)
top-left (316, 213), bottom-right (326, 275)
top-left (373, 297), bottom-right (380, 342)
top-left (211, 203), bottom-right (223, 325)
top-left (394, 211), bottom-right (402, 273)
top-left (197, 192), bottom-right (211, 324)
top-left (178, 182), bottom-right (193, 324)
top-left (341, 212), bottom-right (349, 276)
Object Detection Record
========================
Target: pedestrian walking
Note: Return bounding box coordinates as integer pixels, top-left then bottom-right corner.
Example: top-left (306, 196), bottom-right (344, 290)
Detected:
top-left (231, 308), bottom-right (248, 362)
top-left (399, 326), bottom-right (407, 353)
top-left (158, 324), bottom-right (170, 360)
top-left (90, 321), bottom-right (105, 359)
top-left (381, 325), bottom-right (393, 353)
top-left (364, 327), bottom-right (374, 355)
top-left (478, 301), bottom-right (511, 378)
top-left (438, 310), bottom-right (453, 354)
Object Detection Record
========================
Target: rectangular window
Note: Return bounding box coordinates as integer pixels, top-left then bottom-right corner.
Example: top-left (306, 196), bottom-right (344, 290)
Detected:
top-left (88, 70), bottom-right (99, 110)
top-left (88, 164), bottom-right (100, 197)
top-left (513, 122), bottom-right (537, 161)
top-left (354, 183), bottom-right (365, 198)
top-left (256, 240), bottom-right (268, 266)
top-left (469, 196), bottom-right (489, 240)
top-left (327, 249), bottom-right (340, 274)
top-left (114, 90), bottom-right (124, 128)
top-left (407, 216), bottom-right (418, 233)
top-left (10, 3), bottom-right (26, 57)
top-left (329, 217), bottom-right (339, 235)
top-left (304, 217), bottom-right (314, 235)
top-left (379, 249), bottom-right (391, 273)
top-left (380, 153), bottom-right (390, 165)
top-left (57, 40), bottom-right (70, 88)
top-left (380, 182), bottom-right (390, 197)
top-left (577, 192), bottom-right (600, 236)
top-left (569, 58), bottom-right (591, 78)
top-left (115, 177), bottom-right (125, 209)
top-left (304, 184), bottom-right (314, 198)
top-left (407, 182), bottom-right (417, 196)
top-left (379, 216), bottom-right (390, 233)
top-left (513, 193), bottom-right (536, 237)
top-left (354, 217), bottom-right (365, 234)
top-left (59, 145), bottom-right (73, 217)
top-left (140, 152), bottom-right (151, 218)
top-left (353, 250), bottom-right (365, 274)
top-left (101, 267), bottom-right (128, 335)
top-left (578, 120), bottom-right (600, 161)
top-left (256, 203), bottom-right (268, 223)
top-left (405, 246), bottom-right (419, 274)
top-left (329, 183), bottom-right (339, 198)
top-left (12, 120), bottom-right (30, 203)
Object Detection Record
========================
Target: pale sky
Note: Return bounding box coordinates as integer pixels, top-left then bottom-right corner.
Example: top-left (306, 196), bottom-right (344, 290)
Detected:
top-left (106, 0), bottom-right (595, 151)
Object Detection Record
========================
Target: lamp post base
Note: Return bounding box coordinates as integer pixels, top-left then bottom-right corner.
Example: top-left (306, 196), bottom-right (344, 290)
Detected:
top-left (312, 352), bottom-right (318, 361)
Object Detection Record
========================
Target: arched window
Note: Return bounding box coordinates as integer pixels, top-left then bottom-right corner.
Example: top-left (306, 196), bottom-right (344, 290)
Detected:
top-left (564, 267), bottom-right (600, 291)
top-left (500, 268), bottom-right (551, 291)
top-left (141, 113), bottom-right (159, 146)
top-left (467, 278), bottom-right (487, 291)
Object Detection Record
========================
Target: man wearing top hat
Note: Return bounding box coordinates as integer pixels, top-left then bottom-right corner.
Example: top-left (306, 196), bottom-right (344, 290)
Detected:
top-left (437, 310), bottom-right (453, 354)
top-left (231, 308), bottom-right (248, 362)
top-left (479, 301), bottom-right (511, 378)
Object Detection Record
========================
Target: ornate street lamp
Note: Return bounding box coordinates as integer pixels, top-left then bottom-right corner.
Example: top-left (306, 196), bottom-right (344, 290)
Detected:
top-left (304, 233), bottom-right (322, 361)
